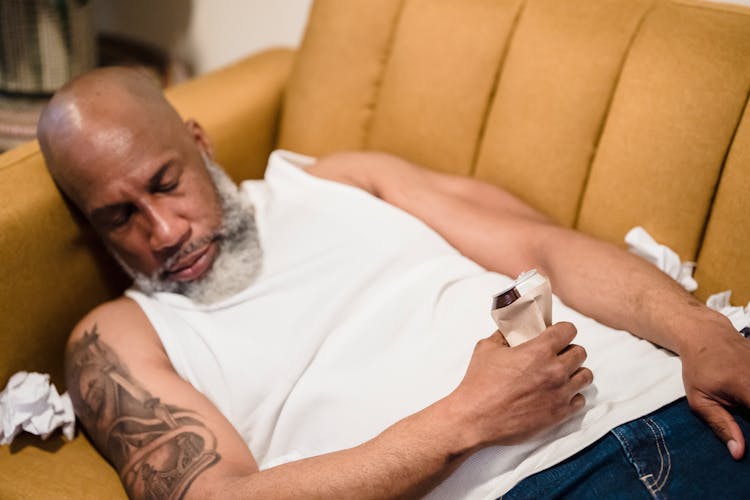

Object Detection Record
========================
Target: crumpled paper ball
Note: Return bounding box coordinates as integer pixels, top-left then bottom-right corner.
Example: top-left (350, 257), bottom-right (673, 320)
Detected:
top-left (0, 371), bottom-right (75, 445)
top-left (706, 290), bottom-right (750, 334)
top-left (625, 226), bottom-right (698, 292)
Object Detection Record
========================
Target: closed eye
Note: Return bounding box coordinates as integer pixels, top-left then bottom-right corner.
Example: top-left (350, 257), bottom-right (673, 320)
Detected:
top-left (108, 204), bottom-right (136, 229)
top-left (153, 179), bottom-right (179, 193)
top-left (148, 162), bottom-right (180, 194)
top-left (91, 202), bottom-right (136, 231)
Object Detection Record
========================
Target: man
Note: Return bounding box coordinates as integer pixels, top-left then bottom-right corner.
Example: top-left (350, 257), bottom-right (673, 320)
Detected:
top-left (37, 67), bottom-right (749, 499)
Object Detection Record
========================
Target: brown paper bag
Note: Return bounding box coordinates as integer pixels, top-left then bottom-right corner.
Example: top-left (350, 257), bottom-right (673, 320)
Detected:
top-left (491, 270), bottom-right (552, 347)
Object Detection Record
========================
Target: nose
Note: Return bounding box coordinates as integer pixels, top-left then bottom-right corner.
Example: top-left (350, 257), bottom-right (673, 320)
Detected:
top-left (143, 200), bottom-right (190, 254)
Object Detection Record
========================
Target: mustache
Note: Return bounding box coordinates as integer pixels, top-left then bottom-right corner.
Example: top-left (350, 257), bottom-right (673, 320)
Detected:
top-left (158, 232), bottom-right (223, 279)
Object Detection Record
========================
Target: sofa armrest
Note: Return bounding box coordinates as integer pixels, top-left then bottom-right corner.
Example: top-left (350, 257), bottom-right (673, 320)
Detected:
top-left (166, 47), bottom-right (295, 182)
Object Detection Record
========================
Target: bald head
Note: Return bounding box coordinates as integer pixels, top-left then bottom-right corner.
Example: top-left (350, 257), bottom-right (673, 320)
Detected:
top-left (37, 67), bottom-right (198, 206)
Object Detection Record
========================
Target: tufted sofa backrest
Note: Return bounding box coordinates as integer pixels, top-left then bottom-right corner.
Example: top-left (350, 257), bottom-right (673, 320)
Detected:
top-left (279, 0), bottom-right (750, 303)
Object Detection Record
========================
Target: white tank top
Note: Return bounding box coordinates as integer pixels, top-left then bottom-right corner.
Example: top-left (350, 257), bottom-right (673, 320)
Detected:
top-left (126, 150), bottom-right (685, 499)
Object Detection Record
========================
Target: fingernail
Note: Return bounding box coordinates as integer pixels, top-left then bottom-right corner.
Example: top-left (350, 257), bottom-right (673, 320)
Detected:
top-left (727, 439), bottom-right (740, 457)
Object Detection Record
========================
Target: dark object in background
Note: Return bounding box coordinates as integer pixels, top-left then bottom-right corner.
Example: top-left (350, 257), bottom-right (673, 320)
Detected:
top-left (0, 0), bottom-right (97, 95)
top-left (0, 34), bottom-right (188, 151)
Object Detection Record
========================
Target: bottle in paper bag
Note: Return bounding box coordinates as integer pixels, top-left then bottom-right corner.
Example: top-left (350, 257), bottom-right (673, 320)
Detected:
top-left (491, 269), bottom-right (552, 346)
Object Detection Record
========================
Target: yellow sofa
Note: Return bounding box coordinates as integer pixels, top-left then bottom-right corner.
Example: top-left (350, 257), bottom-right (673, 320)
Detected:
top-left (1, 0), bottom-right (749, 497)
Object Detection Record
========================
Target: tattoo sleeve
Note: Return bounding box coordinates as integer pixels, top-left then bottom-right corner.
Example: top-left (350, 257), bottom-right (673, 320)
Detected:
top-left (67, 325), bottom-right (220, 499)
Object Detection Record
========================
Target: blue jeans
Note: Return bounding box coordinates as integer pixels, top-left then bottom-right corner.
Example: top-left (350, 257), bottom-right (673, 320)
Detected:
top-left (504, 398), bottom-right (750, 499)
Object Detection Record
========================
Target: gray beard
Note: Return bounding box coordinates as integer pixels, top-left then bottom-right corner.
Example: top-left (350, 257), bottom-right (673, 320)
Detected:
top-left (115, 159), bottom-right (263, 304)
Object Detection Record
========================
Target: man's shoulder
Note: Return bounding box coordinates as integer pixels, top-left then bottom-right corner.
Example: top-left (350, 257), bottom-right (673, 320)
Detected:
top-left (307, 151), bottom-right (413, 195)
top-left (70, 296), bottom-right (146, 336)
top-left (67, 296), bottom-right (166, 362)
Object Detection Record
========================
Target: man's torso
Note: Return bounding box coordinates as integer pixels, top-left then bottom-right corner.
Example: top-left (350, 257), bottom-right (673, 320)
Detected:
top-left (125, 150), bottom-right (686, 499)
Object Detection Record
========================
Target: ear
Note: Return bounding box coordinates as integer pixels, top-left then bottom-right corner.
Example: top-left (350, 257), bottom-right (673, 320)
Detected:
top-left (184, 119), bottom-right (215, 160)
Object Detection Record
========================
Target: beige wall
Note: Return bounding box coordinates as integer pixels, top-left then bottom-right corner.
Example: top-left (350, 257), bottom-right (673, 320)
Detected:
top-left (93, 0), bottom-right (312, 75)
top-left (95, 0), bottom-right (749, 76)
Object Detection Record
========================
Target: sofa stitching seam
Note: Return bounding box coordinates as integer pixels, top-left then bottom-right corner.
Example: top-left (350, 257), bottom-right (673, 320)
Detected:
top-left (693, 81), bottom-right (750, 270)
top-left (361, 0), bottom-right (407, 150)
top-left (571, 0), bottom-right (660, 230)
top-left (468, 0), bottom-right (528, 179)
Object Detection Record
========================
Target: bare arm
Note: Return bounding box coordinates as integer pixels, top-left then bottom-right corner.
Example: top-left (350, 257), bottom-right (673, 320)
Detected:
top-left (309, 151), bottom-right (750, 460)
top-left (67, 298), bottom-right (590, 499)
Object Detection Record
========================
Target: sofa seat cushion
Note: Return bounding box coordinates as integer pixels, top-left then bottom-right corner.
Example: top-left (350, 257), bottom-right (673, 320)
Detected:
top-left (0, 432), bottom-right (125, 499)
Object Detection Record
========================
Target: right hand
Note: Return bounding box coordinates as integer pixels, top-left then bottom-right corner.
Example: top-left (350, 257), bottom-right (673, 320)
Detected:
top-left (448, 322), bottom-right (592, 448)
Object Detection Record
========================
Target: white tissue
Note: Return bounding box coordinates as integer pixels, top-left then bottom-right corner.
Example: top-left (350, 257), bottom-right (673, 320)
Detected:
top-left (625, 226), bottom-right (698, 292)
top-left (706, 290), bottom-right (750, 333)
top-left (0, 371), bottom-right (75, 445)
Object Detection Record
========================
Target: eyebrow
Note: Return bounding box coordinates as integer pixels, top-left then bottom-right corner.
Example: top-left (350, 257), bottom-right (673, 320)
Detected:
top-left (89, 161), bottom-right (175, 224)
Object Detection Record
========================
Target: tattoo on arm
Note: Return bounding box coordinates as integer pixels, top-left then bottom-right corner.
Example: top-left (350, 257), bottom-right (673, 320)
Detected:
top-left (67, 325), bottom-right (220, 499)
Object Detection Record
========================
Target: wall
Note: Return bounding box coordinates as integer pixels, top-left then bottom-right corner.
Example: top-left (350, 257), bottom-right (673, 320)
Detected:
top-left (94, 0), bottom-right (750, 76)
top-left (93, 0), bottom-right (313, 75)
